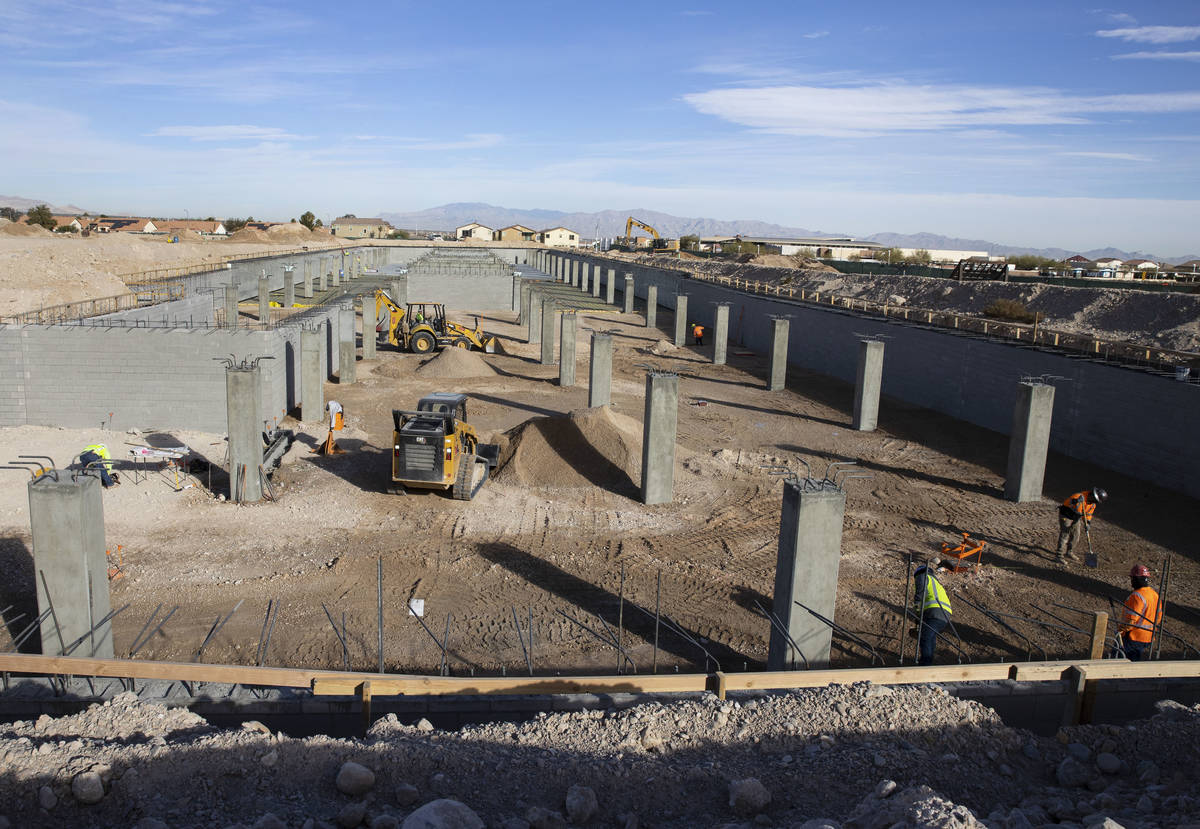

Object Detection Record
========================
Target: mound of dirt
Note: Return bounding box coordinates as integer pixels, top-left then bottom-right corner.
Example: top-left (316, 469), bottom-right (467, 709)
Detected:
top-left (649, 338), bottom-right (677, 355)
top-left (266, 222), bottom-right (317, 241)
top-left (495, 406), bottom-right (644, 490)
top-left (226, 228), bottom-right (271, 243)
top-left (413, 347), bottom-right (496, 379)
top-left (0, 221), bottom-right (53, 237)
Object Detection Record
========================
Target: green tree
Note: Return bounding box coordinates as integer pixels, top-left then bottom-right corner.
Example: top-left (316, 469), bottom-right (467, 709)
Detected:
top-left (299, 211), bottom-right (318, 230)
top-left (910, 249), bottom-right (933, 264)
top-left (25, 204), bottom-right (56, 230)
top-left (224, 217), bottom-right (250, 232)
top-left (390, 229), bottom-right (410, 240)
top-left (0, 206), bottom-right (21, 222)
top-left (679, 234), bottom-right (700, 251)
top-left (314, 218), bottom-right (323, 228)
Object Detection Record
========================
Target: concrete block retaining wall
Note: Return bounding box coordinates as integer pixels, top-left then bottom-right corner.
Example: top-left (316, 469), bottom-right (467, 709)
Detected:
top-left (583, 255), bottom-right (1200, 500)
top-left (93, 293), bottom-right (217, 326)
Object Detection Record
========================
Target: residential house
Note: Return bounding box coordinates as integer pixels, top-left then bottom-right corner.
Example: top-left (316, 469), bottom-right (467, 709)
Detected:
top-left (1092, 258), bottom-right (1122, 277)
top-left (539, 227), bottom-right (579, 247)
top-left (50, 215), bottom-right (84, 232)
top-left (155, 220), bottom-right (228, 238)
top-left (1119, 259), bottom-right (1159, 278)
top-left (455, 222), bottom-right (494, 241)
top-left (331, 217), bottom-right (393, 239)
top-left (91, 218), bottom-right (158, 233)
top-left (494, 224), bottom-right (537, 242)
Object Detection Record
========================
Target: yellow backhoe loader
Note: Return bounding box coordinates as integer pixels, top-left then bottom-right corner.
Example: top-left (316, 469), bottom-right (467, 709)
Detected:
top-left (374, 289), bottom-right (497, 354)
top-left (621, 216), bottom-right (679, 251)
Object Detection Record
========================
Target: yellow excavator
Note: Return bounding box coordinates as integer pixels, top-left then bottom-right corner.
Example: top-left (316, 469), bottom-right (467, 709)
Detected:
top-left (622, 217), bottom-right (679, 251)
top-left (374, 289), bottom-right (497, 354)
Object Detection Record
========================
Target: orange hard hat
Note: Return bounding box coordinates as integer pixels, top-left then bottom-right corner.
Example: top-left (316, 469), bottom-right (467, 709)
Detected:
top-left (1130, 564), bottom-right (1151, 579)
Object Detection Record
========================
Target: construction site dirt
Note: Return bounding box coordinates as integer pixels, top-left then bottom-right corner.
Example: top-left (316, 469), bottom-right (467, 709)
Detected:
top-left (0, 305), bottom-right (1196, 677)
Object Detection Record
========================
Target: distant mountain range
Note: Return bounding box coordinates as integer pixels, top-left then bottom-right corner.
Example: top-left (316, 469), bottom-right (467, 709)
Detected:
top-left (381, 202), bottom-right (1198, 265)
top-left (0, 194), bottom-right (87, 215)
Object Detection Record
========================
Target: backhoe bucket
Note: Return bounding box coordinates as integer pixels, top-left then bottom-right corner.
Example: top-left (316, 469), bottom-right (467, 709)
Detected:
top-left (476, 443), bottom-right (500, 468)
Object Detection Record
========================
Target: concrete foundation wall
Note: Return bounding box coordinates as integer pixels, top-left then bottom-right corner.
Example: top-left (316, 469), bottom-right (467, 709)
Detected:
top-left (93, 293), bottom-right (218, 326)
top-left (575, 257), bottom-right (1200, 499)
top-left (406, 273), bottom-right (515, 311)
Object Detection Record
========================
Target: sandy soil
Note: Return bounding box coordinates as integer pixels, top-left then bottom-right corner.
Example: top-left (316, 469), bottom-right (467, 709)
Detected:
top-left (0, 307), bottom-right (1195, 677)
top-left (0, 232), bottom-right (343, 317)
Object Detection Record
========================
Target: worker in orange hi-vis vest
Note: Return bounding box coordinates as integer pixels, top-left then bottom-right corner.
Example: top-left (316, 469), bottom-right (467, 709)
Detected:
top-left (692, 323), bottom-right (705, 347)
top-left (1118, 564), bottom-right (1162, 661)
top-left (1056, 487), bottom-right (1106, 562)
top-left (315, 400), bottom-right (345, 455)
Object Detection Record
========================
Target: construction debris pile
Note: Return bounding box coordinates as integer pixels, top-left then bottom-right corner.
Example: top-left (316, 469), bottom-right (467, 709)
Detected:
top-left (1, 684), bottom-right (1197, 828)
top-left (494, 407), bottom-right (648, 492)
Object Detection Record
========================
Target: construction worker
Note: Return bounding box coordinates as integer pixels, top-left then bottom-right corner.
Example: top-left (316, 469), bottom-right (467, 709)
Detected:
top-left (79, 443), bottom-right (119, 488)
top-left (1118, 564), bottom-right (1162, 661)
top-left (913, 564), bottom-right (952, 666)
top-left (1056, 487), bottom-right (1107, 561)
top-left (315, 400), bottom-right (345, 455)
top-left (692, 322), bottom-right (705, 346)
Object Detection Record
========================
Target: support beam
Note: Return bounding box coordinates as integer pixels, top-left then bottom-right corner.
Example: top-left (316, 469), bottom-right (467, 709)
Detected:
top-left (283, 266), bottom-right (295, 309)
top-left (28, 474), bottom-right (110, 657)
top-left (589, 332), bottom-right (613, 407)
top-left (331, 257), bottom-right (341, 287)
top-left (227, 363), bottom-right (264, 503)
top-left (769, 317), bottom-right (790, 391)
top-left (257, 273), bottom-right (270, 323)
top-left (338, 303), bottom-right (356, 384)
top-left (390, 276), bottom-right (407, 307)
top-left (623, 274), bottom-right (634, 314)
top-left (540, 301), bottom-right (557, 366)
top-left (606, 268), bottom-right (616, 305)
top-left (512, 274), bottom-right (523, 312)
top-left (559, 311), bottom-right (577, 386)
top-left (640, 371), bottom-right (678, 505)
top-left (646, 285), bottom-right (658, 329)
top-left (570, 260), bottom-right (578, 288)
top-left (301, 325), bottom-right (324, 422)
top-left (528, 291), bottom-right (543, 344)
top-left (303, 260), bottom-right (314, 299)
top-left (224, 281), bottom-right (239, 329)
top-left (768, 484), bottom-right (846, 670)
top-left (318, 258), bottom-right (329, 292)
top-left (852, 339), bottom-right (885, 432)
top-left (579, 263), bottom-right (589, 293)
top-left (361, 296), bottom-right (376, 360)
top-left (673, 294), bottom-right (688, 347)
top-left (592, 263), bottom-right (601, 298)
top-left (713, 302), bottom-right (730, 365)
top-left (1003, 381), bottom-right (1056, 502)
top-left (519, 282), bottom-right (532, 326)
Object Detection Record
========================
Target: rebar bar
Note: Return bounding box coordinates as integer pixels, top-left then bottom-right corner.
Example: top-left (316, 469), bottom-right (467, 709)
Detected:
top-left (628, 603), bottom-right (721, 672)
top-left (653, 570), bottom-right (661, 674)
top-left (899, 555), bottom-right (912, 666)
top-left (441, 614), bottom-right (451, 677)
top-left (1155, 556), bottom-right (1171, 660)
top-left (556, 609), bottom-right (636, 673)
top-left (377, 558), bottom-right (384, 674)
top-left (512, 606), bottom-right (532, 676)
top-left (793, 599), bottom-right (881, 665)
top-left (37, 571), bottom-right (65, 656)
top-left (957, 594), bottom-right (1045, 661)
top-left (128, 603), bottom-right (163, 657)
top-left (194, 599), bottom-right (243, 663)
top-left (9, 608), bottom-right (53, 651)
top-left (616, 563), bottom-right (625, 675)
top-left (752, 599), bottom-right (809, 670)
top-left (320, 603), bottom-right (348, 669)
top-left (62, 604), bottom-right (129, 656)
top-left (129, 606), bottom-right (178, 657)
top-left (256, 600), bottom-right (274, 666)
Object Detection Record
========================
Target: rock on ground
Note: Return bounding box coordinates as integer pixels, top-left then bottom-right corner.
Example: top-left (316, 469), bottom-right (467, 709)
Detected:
top-left (402, 799), bottom-right (484, 829)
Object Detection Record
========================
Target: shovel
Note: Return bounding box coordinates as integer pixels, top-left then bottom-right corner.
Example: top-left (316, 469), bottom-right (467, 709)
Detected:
top-left (1083, 520), bottom-right (1098, 568)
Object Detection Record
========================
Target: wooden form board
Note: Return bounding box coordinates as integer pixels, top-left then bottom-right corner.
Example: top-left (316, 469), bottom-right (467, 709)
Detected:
top-left (1, 653), bottom-right (1197, 698)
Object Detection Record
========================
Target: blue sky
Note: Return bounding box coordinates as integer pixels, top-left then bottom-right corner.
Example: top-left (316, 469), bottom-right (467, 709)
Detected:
top-left (1, 1), bottom-right (1198, 255)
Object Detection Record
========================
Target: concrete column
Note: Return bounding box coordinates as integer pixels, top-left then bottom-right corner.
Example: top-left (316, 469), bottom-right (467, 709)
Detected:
top-left (339, 303), bottom-right (356, 384)
top-left (673, 294), bottom-right (688, 347)
top-left (390, 276), bottom-right (407, 306)
top-left (303, 260), bottom-right (314, 299)
top-left (852, 339), bottom-right (885, 432)
top-left (361, 296), bottom-right (376, 360)
top-left (579, 263), bottom-right (589, 294)
top-left (606, 269), bottom-right (616, 305)
top-left (327, 309), bottom-right (339, 379)
top-left (520, 282), bottom-right (532, 326)
top-left (28, 474), bottom-right (111, 657)
top-left (227, 363), bottom-right (264, 503)
top-left (1004, 382), bottom-right (1056, 502)
top-left (646, 285), bottom-right (658, 329)
top-left (318, 258), bottom-right (329, 292)
top-left (559, 311), bottom-right (577, 386)
top-left (640, 371), bottom-right (679, 505)
top-left (512, 274), bottom-right (523, 312)
top-left (528, 291), bottom-right (543, 344)
top-left (332, 257), bottom-right (341, 287)
top-left (225, 281), bottom-right (239, 329)
top-left (258, 273), bottom-right (270, 322)
top-left (768, 484), bottom-right (846, 670)
top-left (592, 264), bottom-right (601, 297)
top-left (623, 274), bottom-right (634, 314)
top-left (540, 301), bottom-right (556, 365)
top-left (301, 325), bottom-right (324, 422)
top-left (571, 260), bottom-right (579, 287)
top-left (713, 302), bottom-right (730, 365)
top-left (769, 317), bottom-right (790, 391)
top-left (283, 266), bottom-right (295, 308)
top-left (589, 332), bottom-right (613, 407)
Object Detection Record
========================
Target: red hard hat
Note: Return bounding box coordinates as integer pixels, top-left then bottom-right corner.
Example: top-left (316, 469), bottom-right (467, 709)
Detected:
top-left (1130, 564), bottom-right (1151, 578)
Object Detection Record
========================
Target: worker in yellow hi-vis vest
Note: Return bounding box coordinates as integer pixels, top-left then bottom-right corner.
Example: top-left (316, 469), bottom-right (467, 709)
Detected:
top-left (79, 443), bottom-right (119, 488)
top-left (913, 564), bottom-right (952, 665)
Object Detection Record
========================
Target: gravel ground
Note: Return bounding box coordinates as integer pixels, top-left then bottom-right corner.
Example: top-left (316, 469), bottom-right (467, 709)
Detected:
top-left (1, 684), bottom-right (1196, 828)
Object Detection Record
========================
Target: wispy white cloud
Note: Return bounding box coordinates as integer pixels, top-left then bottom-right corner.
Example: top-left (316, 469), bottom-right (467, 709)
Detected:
top-left (1113, 50), bottom-right (1200, 61)
top-left (1096, 25), bottom-right (1200, 43)
top-left (1057, 151), bottom-right (1150, 161)
top-left (802, 31), bottom-right (830, 39)
top-left (682, 83), bottom-right (1200, 137)
top-left (150, 125), bottom-right (308, 141)
top-left (1089, 9), bottom-right (1137, 25)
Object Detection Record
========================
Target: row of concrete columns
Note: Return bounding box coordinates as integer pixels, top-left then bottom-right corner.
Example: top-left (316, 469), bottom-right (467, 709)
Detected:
top-left (225, 250), bottom-right (382, 328)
